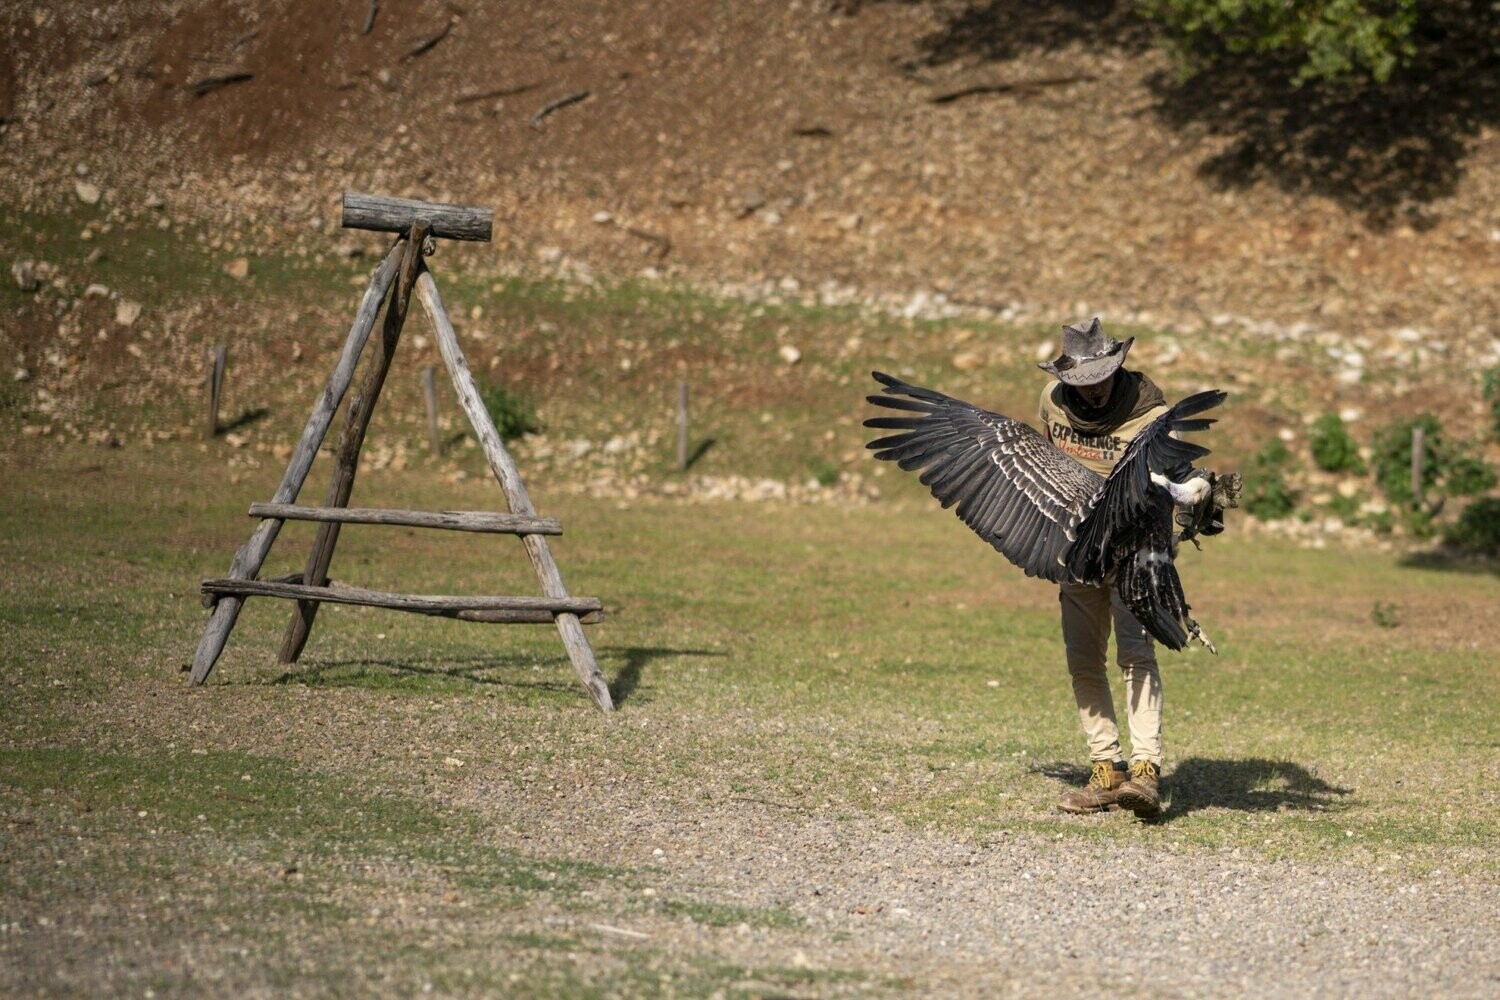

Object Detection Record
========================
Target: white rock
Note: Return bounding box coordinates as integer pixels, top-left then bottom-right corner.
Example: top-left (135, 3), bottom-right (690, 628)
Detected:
top-left (84, 283), bottom-right (110, 298)
top-left (12, 367), bottom-right (31, 382)
top-left (778, 344), bottom-right (802, 365)
top-left (564, 438), bottom-right (593, 458)
top-left (603, 436), bottom-right (630, 455)
top-left (11, 260), bottom-right (38, 292)
top-left (1277, 428), bottom-right (1296, 442)
top-left (114, 300), bottom-right (141, 326)
top-left (591, 210), bottom-right (614, 224)
top-left (1339, 407), bottom-right (1362, 422)
top-left (74, 181), bottom-right (101, 205)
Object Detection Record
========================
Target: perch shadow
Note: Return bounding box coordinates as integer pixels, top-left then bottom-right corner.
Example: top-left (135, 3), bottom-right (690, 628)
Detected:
top-left (267, 645), bottom-right (726, 707)
top-left (843, 0), bottom-right (1500, 221)
top-left (1032, 756), bottom-right (1352, 822)
top-left (216, 407), bottom-right (270, 434)
top-left (684, 438), bottom-right (716, 471)
top-left (1398, 550), bottom-right (1500, 577)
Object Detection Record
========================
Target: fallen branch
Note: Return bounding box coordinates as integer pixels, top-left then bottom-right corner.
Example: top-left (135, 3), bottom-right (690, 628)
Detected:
top-left (361, 0), bottom-right (378, 35)
top-left (791, 124), bottom-right (834, 138)
top-left (187, 72), bottom-right (253, 98)
top-left (928, 73), bottom-right (1094, 104)
top-left (403, 20), bottom-right (452, 60)
top-left (623, 226), bottom-right (671, 260)
top-left (530, 89), bottom-right (589, 130)
top-left (452, 82), bottom-right (539, 106)
top-left (232, 28), bottom-right (260, 50)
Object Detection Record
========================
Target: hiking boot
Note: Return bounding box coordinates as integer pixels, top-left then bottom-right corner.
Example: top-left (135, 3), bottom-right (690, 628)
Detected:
top-left (1116, 760), bottom-right (1164, 819)
top-left (1057, 760), bottom-right (1129, 814)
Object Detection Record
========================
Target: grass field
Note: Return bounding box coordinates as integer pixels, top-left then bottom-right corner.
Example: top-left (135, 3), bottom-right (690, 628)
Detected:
top-left (2, 434), bottom-right (1496, 996)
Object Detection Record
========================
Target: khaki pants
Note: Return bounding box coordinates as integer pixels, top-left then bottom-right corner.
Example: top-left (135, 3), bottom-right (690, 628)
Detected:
top-left (1059, 581), bottom-right (1163, 766)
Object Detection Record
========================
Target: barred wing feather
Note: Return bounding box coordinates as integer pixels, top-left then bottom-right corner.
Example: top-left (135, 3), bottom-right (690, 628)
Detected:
top-left (1064, 389), bottom-right (1226, 583)
top-left (863, 371), bottom-right (1102, 582)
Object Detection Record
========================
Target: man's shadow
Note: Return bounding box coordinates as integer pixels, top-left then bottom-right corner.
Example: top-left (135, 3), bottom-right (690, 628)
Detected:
top-left (1033, 757), bottom-right (1351, 821)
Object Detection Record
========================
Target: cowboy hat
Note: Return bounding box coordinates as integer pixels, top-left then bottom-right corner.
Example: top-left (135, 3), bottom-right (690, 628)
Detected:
top-left (1037, 317), bottom-right (1134, 386)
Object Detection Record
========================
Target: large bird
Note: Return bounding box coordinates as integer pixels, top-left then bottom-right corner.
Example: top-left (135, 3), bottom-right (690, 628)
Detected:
top-left (864, 371), bottom-right (1237, 652)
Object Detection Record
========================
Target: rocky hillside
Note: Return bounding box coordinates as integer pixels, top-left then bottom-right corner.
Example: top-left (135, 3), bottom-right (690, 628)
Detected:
top-left (2, 1), bottom-right (1498, 519)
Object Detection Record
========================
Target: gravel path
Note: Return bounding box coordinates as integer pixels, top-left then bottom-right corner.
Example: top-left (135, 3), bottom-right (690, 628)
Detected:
top-left (489, 785), bottom-right (1500, 998)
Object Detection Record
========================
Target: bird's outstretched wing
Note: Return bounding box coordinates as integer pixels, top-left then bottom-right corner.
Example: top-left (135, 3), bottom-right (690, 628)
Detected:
top-left (1063, 389), bottom-right (1227, 583)
top-left (1064, 389), bottom-right (1229, 651)
top-left (864, 371), bottom-right (1103, 581)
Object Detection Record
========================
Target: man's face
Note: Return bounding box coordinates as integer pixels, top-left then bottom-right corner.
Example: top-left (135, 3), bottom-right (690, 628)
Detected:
top-left (1075, 372), bottom-right (1115, 407)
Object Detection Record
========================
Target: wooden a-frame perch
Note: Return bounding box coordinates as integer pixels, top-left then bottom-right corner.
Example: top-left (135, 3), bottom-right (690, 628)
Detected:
top-left (190, 192), bottom-right (613, 710)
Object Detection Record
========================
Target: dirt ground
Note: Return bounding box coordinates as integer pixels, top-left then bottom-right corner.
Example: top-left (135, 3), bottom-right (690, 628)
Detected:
top-left (2, 0), bottom-right (1498, 362)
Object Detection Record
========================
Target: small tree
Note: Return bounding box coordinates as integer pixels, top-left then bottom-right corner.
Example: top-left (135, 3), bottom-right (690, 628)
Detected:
top-left (1138, 0), bottom-right (1420, 85)
top-left (1308, 412), bottom-right (1363, 473)
top-left (1242, 438), bottom-right (1298, 519)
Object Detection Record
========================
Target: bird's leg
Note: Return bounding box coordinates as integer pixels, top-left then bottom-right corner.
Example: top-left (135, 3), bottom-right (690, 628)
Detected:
top-left (1186, 617), bottom-right (1217, 655)
top-left (1150, 470), bottom-right (1212, 507)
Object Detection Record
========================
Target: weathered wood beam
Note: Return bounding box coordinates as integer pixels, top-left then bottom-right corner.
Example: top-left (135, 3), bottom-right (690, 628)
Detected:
top-left (190, 240), bottom-right (405, 685)
top-left (341, 192), bottom-right (493, 243)
top-left (280, 222), bottom-right (428, 665)
top-left (202, 579), bottom-right (602, 617)
top-left (414, 268), bottom-right (614, 711)
top-left (249, 503), bottom-right (561, 536)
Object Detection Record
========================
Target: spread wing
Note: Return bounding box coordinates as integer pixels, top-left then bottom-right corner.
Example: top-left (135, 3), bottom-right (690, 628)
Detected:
top-left (864, 371), bottom-right (1104, 581)
top-left (1063, 389), bottom-right (1229, 651)
top-left (1064, 389), bottom-right (1227, 583)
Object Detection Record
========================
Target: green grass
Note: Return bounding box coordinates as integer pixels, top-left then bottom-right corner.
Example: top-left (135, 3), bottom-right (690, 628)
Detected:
top-left (2, 206), bottom-right (1497, 992)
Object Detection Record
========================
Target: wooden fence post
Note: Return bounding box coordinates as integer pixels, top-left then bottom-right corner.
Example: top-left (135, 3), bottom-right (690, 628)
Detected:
top-left (205, 344), bottom-right (226, 438)
top-left (1411, 426), bottom-right (1425, 507)
top-left (423, 366), bottom-right (441, 454)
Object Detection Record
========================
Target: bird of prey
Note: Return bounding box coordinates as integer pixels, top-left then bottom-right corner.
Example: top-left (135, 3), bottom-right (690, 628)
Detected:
top-left (864, 371), bottom-right (1236, 652)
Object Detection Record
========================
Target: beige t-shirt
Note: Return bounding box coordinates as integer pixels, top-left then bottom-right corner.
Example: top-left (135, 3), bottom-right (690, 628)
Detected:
top-left (1038, 381), bottom-right (1169, 477)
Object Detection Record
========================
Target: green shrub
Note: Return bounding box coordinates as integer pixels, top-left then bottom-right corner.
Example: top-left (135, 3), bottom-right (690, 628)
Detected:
top-left (1308, 413), bottom-right (1363, 473)
top-left (1483, 366), bottom-right (1500, 442)
top-left (1242, 438), bottom-right (1298, 519)
top-left (1443, 498), bottom-right (1500, 554)
top-left (808, 457), bottom-right (841, 488)
top-left (1372, 414), bottom-right (1495, 507)
top-left (1446, 456), bottom-right (1497, 498)
top-left (1138, 0), bottom-right (1419, 85)
top-left (1372, 414), bottom-right (1442, 507)
top-left (478, 381), bottom-right (539, 440)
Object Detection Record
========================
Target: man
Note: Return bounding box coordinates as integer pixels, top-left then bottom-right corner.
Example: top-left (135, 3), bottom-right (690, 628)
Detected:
top-left (1037, 318), bottom-right (1169, 818)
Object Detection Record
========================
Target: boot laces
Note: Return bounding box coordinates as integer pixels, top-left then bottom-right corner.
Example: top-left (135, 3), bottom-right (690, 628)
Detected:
top-left (1129, 760), bottom-right (1159, 782)
top-left (1087, 762), bottom-right (1115, 789)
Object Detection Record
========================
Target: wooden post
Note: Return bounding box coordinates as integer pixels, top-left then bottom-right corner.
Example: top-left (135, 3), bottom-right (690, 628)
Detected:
top-left (677, 380), bottom-right (689, 472)
top-left (341, 192), bottom-right (493, 242)
top-left (422, 366), bottom-right (441, 454)
top-left (1411, 426), bottom-right (1425, 508)
top-left (205, 344), bottom-right (226, 438)
top-left (189, 240), bottom-right (405, 685)
top-left (279, 222), bottom-right (429, 665)
top-left (414, 268), bottom-right (614, 712)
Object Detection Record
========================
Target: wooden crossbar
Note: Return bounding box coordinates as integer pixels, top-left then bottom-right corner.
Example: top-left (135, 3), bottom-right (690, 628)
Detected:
top-left (202, 578), bottom-right (603, 620)
top-left (249, 503), bottom-right (562, 536)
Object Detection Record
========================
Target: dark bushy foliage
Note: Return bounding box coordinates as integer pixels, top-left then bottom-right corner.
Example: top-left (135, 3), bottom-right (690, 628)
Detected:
top-left (1483, 366), bottom-right (1500, 442)
top-left (1309, 412), bottom-right (1363, 473)
top-left (478, 381), bottom-right (539, 440)
top-left (1443, 498), bottom-right (1500, 554)
top-left (1242, 438), bottom-right (1298, 519)
top-left (1138, 0), bottom-right (1419, 85)
top-left (1372, 414), bottom-right (1495, 507)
